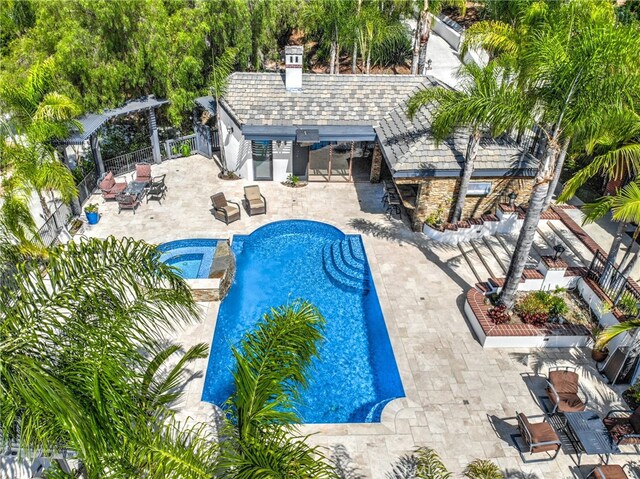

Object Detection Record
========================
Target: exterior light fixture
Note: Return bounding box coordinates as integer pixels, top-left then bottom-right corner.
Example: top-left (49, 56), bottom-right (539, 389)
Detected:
top-left (427, 59), bottom-right (433, 70)
top-left (508, 191), bottom-right (518, 207)
top-left (226, 125), bottom-right (234, 134)
top-left (276, 140), bottom-right (282, 147)
top-left (553, 244), bottom-right (566, 261)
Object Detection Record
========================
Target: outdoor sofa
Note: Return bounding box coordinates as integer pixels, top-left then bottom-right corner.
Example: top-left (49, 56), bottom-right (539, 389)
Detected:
top-left (99, 171), bottom-right (127, 200)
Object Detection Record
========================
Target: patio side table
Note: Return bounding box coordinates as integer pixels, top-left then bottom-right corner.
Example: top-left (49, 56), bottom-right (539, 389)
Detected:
top-left (564, 411), bottom-right (620, 465)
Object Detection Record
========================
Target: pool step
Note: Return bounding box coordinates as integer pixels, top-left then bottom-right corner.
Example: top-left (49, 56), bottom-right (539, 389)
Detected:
top-left (348, 236), bottom-right (366, 263)
top-left (322, 238), bottom-right (369, 293)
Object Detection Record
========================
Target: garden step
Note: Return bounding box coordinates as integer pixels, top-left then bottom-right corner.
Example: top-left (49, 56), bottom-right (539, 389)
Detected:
top-left (470, 240), bottom-right (500, 278)
top-left (547, 221), bottom-right (592, 266)
top-left (457, 242), bottom-right (485, 283)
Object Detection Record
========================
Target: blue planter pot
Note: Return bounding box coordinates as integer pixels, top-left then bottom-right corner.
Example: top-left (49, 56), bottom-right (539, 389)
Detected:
top-left (85, 211), bottom-right (99, 225)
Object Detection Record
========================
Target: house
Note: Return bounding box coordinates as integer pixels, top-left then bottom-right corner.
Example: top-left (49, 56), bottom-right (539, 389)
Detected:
top-left (214, 46), bottom-right (539, 231)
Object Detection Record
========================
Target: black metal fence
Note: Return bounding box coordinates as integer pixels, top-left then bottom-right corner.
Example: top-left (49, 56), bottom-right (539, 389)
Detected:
top-left (34, 202), bottom-right (73, 247)
top-left (587, 250), bottom-right (640, 306)
top-left (77, 168), bottom-right (99, 205)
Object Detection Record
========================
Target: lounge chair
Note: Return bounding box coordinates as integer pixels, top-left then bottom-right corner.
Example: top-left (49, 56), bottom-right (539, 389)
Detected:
top-left (515, 412), bottom-right (562, 460)
top-left (244, 185), bottom-right (267, 216)
top-left (99, 171), bottom-right (127, 200)
top-left (116, 193), bottom-right (141, 214)
top-left (588, 465), bottom-right (630, 479)
top-left (135, 162), bottom-right (152, 185)
top-left (546, 366), bottom-right (587, 414)
top-left (147, 175), bottom-right (167, 204)
top-left (211, 193), bottom-right (241, 224)
top-left (603, 407), bottom-right (640, 446)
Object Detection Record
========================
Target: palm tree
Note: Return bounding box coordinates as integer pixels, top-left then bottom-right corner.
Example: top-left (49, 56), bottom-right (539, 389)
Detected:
top-left (407, 63), bottom-right (531, 223)
top-left (0, 60), bottom-right (81, 219)
top-left (303, 0), bottom-right (350, 74)
top-left (497, 1), bottom-right (640, 308)
top-left (207, 46), bottom-right (237, 177)
top-left (221, 300), bottom-right (337, 478)
top-left (583, 182), bottom-right (640, 279)
top-left (0, 236), bottom-right (214, 476)
top-left (411, 0), bottom-right (466, 76)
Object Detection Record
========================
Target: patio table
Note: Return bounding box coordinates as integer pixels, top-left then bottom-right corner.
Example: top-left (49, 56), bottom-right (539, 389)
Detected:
top-left (564, 411), bottom-right (620, 465)
top-left (124, 181), bottom-right (147, 200)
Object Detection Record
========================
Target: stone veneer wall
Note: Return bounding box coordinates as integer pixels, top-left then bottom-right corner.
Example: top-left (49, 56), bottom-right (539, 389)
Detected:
top-left (210, 240), bottom-right (235, 300)
top-left (398, 176), bottom-right (536, 231)
top-left (370, 143), bottom-right (383, 183)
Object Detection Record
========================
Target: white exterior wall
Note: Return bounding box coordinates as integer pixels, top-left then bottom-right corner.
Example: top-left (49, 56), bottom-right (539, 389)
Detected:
top-left (218, 106), bottom-right (253, 180)
top-left (430, 14), bottom-right (488, 67)
top-left (272, 141), bottom-right (292, 182)
top-left (422, 210), bottom-right (523, 245)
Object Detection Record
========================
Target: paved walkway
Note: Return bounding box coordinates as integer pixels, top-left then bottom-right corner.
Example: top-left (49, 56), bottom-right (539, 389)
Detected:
top-left (76, 156), bottom-right (635, 479)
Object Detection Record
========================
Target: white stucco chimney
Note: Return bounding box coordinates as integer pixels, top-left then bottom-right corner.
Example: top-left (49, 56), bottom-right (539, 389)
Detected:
top-left (285, 45), bottom-right (303, 91)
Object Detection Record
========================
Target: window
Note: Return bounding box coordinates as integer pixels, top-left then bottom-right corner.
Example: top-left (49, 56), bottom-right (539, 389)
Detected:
top-left (466, 181), bottom-right (492, 196)
top-left (252, 141), bottom-right (273, 180)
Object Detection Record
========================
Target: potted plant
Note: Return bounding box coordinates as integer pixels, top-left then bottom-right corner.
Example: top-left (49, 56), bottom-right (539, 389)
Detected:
top-left (589, 324), bottom-right (609, 362)
top-left (84, 203), bottom-right (100, 225)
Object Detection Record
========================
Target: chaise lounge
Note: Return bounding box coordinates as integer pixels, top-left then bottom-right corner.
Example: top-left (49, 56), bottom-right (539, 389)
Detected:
top-left (515, 412), bottom-right (562, 460)
top-left (243, 185), bottom-right (267, 216)
top-left (211, 192), bottom-right (241, 224)
top-left (546, 366), bottom-right (587, 414)
top-left (99, 171), bottom-right (127, 200)
top-left (603, 407), bottom-right (640, 446)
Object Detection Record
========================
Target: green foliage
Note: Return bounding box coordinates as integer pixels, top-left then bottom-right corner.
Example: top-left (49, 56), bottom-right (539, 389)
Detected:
top-left (514, 290), bottom-right (568, 325)
top-left (286, 173), bottom-right (300, 185)
top-left (464, 459), bottom-right (504, 479)
top-left (83, 203), bottom-right (98, 213)
top-left (415, 447), bottom-right (452, 479)
top-left (617, 295), bottom-right (639, 318)
top-left (371, 24), bottom-right (412, 70)
top-left (180, 142), bottom-right (191, 157)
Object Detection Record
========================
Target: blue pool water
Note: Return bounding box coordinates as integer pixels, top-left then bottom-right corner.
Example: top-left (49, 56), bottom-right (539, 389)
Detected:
top-left (158, 239), bottom-right (219, 279)
top-left (202, 220), bottom-right (404, 423)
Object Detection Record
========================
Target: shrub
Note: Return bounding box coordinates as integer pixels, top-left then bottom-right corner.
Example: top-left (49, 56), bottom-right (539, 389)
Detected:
top-left (488, 305), bottom-right (510, 324)
top-left (515, 291), bottom-right (550, 324)
top-left (617, 295), bottom-right (639, 317)
top-left (548, 294), bottom-right (569, 317)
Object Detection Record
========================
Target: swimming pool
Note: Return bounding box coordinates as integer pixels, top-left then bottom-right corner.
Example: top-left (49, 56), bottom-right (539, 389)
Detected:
top-left (158, 239), bottom-right (219, 279)
top-left (202, 220), bottom-right (404, 423)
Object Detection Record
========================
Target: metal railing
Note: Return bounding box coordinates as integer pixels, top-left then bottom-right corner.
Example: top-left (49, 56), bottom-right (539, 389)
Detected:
top-left (587, 250), bottom-right (640, 307)
top-left (164, 134), bottom-right (197, 159)
top-left (103, 146), bottom-right (154, 175)
top-left (77, 169), bottom-right (99, 205)
top-left (34, 202), bottom-right (73, 247)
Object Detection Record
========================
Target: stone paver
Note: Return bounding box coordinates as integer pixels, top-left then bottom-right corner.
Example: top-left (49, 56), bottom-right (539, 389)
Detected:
top-left (81, 156), bottom-right (635, 478)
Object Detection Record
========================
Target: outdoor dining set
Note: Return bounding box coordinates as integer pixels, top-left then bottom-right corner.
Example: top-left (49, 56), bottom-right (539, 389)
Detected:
top-left (513, 366), bottom-right (639, 478)
top-left (98, 163), bottom-right (167, 214)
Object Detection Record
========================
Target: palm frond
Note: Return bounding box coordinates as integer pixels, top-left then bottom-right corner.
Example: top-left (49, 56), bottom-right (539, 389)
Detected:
top-left (581, 196), bottom-right (615, 224)
top-left (596, 319), bottom-right (640, 349)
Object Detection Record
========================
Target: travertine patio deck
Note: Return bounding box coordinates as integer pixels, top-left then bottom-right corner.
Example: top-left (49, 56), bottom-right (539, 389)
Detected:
top-left (82, 155), bottom-right (634, 478)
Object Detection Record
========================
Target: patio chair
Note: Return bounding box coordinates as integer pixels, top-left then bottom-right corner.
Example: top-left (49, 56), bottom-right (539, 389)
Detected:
top-left (603, 407), bottom-right (640, 446)
top-left (146, 175), bottom-right (167, 204)
top-left (515, 412), bottom-right (562, 460)
top-left (116, 193), bottom-right (141, 214)
top-left (99, 171), bottom-right (127, 200)
top-left (243, 185), bottom-right (267, 216)
top-left (588, 465), bottom-right (631, 479)
top-left (546, 366), bottom-right (587, 414)
top-left (211, 193), bottom-right (241, 224)
top-left (135, 162), bottom-right (152, 185)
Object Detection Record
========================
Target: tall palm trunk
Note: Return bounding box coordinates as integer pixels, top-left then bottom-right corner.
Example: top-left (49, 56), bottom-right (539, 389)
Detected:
top-left (335, 42), bottom-right (340, 74)
top-left (542, 136), bottom-right (571, 211)
top-left (500, 143), bottom-right (558, 308)
top-left (621, 248), bottom-right (640, 278)
top-left (329, 42), bottom-right (336, 74)
top-left (352, 44), bottom-right (358, 73)
top-left (451, 131), bottom-right (480, 223)
top-left (365, 50), bottom-right (371, 74)
top-left (215, 98), bottom-right (229, 175)
top-left (417, 4), bottom-right (432, 76)
top-left (411, 0), bottom-right (429, 75)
